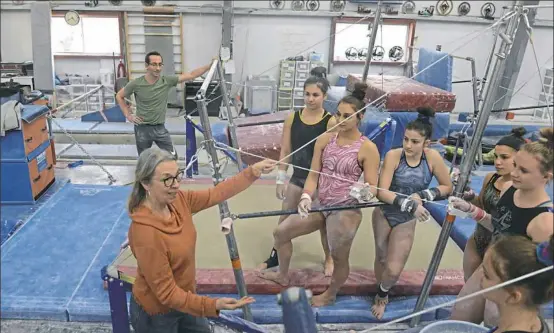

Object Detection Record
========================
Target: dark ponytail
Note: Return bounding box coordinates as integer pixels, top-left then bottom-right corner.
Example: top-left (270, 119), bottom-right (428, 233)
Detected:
top-left (339, 82), bottom-right (368, 118)
top-left (406, 107), bottom-right (435, 140)
top-left (496, 127), bottom-right (527, 151)
top-left (304, 75), bottom-right (330, 95)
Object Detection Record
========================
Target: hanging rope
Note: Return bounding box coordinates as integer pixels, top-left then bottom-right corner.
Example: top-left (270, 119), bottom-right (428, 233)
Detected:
top-left (214, 141), bottom-right (450, 210)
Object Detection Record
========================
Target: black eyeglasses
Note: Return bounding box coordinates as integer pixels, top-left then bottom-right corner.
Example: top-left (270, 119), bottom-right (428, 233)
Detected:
top-left (161, 170), bottom-right (184, 187)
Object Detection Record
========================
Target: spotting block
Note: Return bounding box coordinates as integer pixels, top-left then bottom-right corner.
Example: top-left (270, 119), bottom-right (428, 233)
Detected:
top-left (81, 105), bottom-right (126, 123)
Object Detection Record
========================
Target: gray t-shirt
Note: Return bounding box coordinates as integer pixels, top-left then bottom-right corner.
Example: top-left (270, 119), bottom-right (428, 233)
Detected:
top-left (123, 75), bottom-right (179, 125)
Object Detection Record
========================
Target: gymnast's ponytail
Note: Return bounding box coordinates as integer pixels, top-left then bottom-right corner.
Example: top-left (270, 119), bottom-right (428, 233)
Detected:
top-left (406, 107), bottom-right (435, 140)
top-left (339, 82), bottom-right (368, 119)
top-left (496, 127), bottom-right (527, 151)
top-left (521, 127), bottom-right (554, 176)
top-left (490, 235), bottom-right (554, 307)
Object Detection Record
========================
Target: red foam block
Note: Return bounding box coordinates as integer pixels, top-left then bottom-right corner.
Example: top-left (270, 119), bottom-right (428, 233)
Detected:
top-left (195, 268), bottom-right (464, 296)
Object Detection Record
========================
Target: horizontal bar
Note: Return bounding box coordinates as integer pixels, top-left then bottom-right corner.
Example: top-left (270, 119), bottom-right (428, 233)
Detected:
top-left (234, 201), bottom-right (386, 220)
top-left (452, 80), bottom-right (473, 84)
top-left (237, 119), bottom-right (285, 128)
top-left (490, 103), bottom-right (553, 113)
top-left (128, 33), bottom-right (180, 36)
top-left (52, 85), bottom-right (104, 114)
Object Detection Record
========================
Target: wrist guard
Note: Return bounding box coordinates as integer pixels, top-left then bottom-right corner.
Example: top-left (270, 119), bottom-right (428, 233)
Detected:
top-left (417, 188), bottom-right (442, 201)
top-left (393, 196), bottom-right (418, 214)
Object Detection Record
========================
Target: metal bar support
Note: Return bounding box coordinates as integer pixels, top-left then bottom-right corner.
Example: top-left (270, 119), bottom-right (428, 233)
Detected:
top-left (361, 0), bottom-right (382, 82)
top-left (409, 8), bottom-right (522, 327)
top-left (194, 63), bottom-right (252, 321)
top-left (469, 58), bottom-right (483, 167)
top-left (185, 117), bottom-right (198, 178)
top-left (216, 61), bottom-right (244, 170)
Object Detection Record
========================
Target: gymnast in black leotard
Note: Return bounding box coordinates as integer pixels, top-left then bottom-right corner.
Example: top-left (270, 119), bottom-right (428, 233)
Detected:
top-left (462, 128), bottom-right (527, 281)
top-left (256, 75), bottom-right (336, 272)
top-left (450, 127), bottom-right (554, 325)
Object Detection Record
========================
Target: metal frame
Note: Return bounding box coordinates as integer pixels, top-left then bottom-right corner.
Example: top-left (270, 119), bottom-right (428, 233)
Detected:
top-left (194, 58), bottom-right (252, 321)
top-left (361, 0), bottom-right (383, 82)
top-left (409, 7), bottom-right (522, 326)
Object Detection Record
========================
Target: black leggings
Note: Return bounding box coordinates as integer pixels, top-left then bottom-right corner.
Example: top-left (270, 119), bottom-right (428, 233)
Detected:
top-left (130, 295), bottom-right (212, 333)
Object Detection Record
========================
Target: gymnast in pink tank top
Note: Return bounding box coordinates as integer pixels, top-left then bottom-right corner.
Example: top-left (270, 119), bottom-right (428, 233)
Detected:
top-left (259, 83), bottom-right (381, 308)
top-left (318, 133), bottom-right (365, 207)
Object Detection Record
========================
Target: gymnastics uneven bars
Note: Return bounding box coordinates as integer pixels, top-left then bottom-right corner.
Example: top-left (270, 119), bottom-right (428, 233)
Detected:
top-left (410, 7), bottom-right (522, 326)
top-left (194, 58), bottom-right (253, 321)
top-left (234, 201), bottom-right (386, 220)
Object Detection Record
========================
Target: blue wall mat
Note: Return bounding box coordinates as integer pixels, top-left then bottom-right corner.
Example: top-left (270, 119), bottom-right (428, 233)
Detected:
top-left (363, 112), bottom-right (450, 149)
top-left (0, 184), bottom-right (130, 321)
top-left (1, 179), bottom-right (69, 245)
top-left (81, 105), bottom-right (126, 123)
top-left (414, 48), bottom-right (453, 93)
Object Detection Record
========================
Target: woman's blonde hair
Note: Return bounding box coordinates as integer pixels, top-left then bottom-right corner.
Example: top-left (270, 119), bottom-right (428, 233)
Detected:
top-left (522, 127), bottom-right (553, 175)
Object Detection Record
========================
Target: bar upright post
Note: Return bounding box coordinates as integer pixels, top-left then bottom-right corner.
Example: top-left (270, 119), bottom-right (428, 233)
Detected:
top-left (216, 61), bottom-right (244, 170)
top-left (409, 8), bottom-right (522, 327)
top-left (361, 0), bottom-right (383, 82)
top-left (194, 60), bottom-right (252, 321)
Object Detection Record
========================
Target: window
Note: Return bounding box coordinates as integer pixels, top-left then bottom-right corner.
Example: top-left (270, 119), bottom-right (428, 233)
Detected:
top-left (51, 14), bottom-right (121, 56)
top-left (331, 18), bottom-right (415, 64)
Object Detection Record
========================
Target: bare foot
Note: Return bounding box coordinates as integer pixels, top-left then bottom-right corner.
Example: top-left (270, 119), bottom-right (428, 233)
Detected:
top-left (255, 262), bottom-right (268, 271)
top-left (257, 271), bottom-right (290, 286)
top-left (371, 294), bottom-right (389, 320)
top-left (324, 257), bottom-right (334, 277)
top-left (311, 292), bottom-right (336, 307)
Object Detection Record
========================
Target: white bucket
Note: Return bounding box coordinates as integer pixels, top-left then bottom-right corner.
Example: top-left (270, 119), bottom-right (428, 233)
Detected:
top-left (420, 320), bottom-right (489, 333)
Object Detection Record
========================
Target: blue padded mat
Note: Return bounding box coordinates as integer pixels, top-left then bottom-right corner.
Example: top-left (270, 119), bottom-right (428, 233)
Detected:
top-left (0, 179), bottom-right (69, 245)
top-left (0, 183), bottom-right (130, 321)
top-left (414, 48), bottom-right (453, 93)
top-left (362, 111), bottom-right (450, 149)
top-left (210, 294), bottom-right (452, 324)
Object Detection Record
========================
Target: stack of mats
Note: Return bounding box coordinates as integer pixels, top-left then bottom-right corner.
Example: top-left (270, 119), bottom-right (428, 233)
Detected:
top-left (346, 74), bottom-right (456, 112)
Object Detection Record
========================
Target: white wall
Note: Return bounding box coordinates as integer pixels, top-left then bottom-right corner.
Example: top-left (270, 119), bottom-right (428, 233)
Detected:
top-left (1, 0), bottom-right (553, 113)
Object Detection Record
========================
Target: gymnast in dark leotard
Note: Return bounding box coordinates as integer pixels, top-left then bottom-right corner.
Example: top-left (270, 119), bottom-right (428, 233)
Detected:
top-left (370, 108), bottom-right (453, 319)
top-left (450, 127), bottom-right (554, 326)
top-left (256, 75), bottom-right (336, 274)
top-left (461, 128), bottom-right (527, 281)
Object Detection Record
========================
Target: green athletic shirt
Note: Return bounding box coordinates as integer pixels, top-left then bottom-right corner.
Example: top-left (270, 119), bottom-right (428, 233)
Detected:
top-left (123, 75), bottom-right (179, 125)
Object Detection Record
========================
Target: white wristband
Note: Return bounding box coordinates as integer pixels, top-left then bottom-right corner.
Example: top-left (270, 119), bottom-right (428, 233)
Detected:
top-left (276, 170), bottom-right (287, 185)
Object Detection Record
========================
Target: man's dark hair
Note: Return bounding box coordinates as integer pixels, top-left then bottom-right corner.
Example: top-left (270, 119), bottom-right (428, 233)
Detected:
top-left (145, 51), bottom-right (163, 64)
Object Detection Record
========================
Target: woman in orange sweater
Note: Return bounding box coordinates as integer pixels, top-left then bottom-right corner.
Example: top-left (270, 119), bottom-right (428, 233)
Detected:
top-left (127, 147), bottom-right (275, 333)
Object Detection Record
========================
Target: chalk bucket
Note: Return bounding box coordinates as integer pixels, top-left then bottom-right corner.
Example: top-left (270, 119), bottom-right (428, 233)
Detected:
top-left (420, 320), bottom-right (488, 333)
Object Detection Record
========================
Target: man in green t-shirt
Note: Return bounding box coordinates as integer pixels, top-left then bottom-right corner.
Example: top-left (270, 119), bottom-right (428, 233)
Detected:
top-left (116, 51), bottom-right (212, 159)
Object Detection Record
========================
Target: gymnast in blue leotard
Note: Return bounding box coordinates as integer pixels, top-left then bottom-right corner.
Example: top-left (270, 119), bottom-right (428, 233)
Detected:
top-left (370, 108), bottom-right (453, 319)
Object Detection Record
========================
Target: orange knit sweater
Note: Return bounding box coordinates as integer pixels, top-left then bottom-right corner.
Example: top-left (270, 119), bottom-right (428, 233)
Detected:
top-left (128, 167), bottom-right (259, 317)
